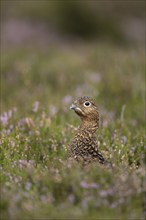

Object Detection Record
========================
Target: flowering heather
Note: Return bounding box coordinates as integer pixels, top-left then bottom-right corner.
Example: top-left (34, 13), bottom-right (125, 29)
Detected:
top-left (1, 23), bottom-right (145, 219)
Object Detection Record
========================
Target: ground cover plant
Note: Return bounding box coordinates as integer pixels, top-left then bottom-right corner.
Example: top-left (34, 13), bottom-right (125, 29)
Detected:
top-left (1, 39), bottom-right (145, 219)
top-left (0, 2), bottom-right (145, 219)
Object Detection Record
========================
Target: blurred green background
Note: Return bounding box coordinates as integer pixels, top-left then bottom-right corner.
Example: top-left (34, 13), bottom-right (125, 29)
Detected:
top-left (1, 1), bottom-right (145, 220)
top-left (1, 0), bottom-right (145, 124)
top-left (1, 0), bottom-right (145, 39)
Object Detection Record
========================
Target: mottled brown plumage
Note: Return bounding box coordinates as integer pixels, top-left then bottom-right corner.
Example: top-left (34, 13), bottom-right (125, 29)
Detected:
top-left (69, 96), bottom-right (107, 165)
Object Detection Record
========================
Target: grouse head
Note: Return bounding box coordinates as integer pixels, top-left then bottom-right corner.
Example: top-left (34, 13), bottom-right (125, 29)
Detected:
top-left (70, 96), bottom-right (99, 127)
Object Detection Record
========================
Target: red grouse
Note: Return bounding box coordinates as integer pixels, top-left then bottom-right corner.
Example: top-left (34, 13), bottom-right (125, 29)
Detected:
top-left (69, 96), bottom-right (109, 166)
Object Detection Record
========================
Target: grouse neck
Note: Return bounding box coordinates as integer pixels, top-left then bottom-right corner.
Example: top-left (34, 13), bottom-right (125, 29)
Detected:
top-left (80, 119), bottom-right (99, 133)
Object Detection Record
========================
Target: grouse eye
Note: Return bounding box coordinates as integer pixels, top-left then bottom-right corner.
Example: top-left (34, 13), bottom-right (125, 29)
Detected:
top-left (83, 101), bottom-right (91, 107)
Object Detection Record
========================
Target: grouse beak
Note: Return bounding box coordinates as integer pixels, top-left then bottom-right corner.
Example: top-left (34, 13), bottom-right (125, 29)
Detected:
top-left (70, 104), bottom-right (77, 110)
top-left (70, 103), bottom-right (83, 116)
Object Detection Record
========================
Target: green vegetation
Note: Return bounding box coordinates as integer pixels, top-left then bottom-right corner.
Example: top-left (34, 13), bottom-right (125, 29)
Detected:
top-left (0, 1), bottom-right (145, 219)
top-left (1, 40), bottom-right (145, 219)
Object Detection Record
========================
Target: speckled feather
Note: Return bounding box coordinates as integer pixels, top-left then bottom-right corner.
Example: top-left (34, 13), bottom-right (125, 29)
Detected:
top-left (68, 96), bottom-right (107, 165)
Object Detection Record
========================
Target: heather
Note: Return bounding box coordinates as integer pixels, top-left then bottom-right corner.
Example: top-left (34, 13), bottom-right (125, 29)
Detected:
top-left (0, 1), bottom-right (145, 219)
